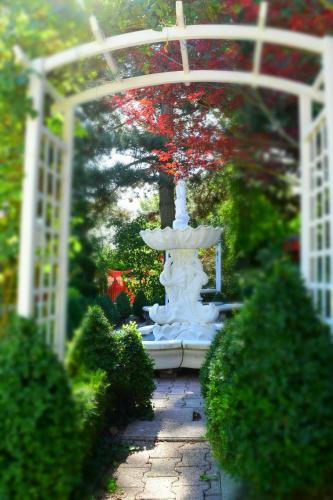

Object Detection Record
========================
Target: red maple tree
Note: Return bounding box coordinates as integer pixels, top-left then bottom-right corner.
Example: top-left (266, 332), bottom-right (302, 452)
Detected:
top-left (107, 1), bottom-right (333, 179)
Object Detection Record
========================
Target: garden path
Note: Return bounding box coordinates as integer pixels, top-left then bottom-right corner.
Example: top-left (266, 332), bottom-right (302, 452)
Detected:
top-left (105, 372), bottom-right (222, 500)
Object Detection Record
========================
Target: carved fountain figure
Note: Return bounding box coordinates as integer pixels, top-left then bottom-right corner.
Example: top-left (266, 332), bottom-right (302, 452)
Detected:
top-left (140, 180), bottom-right (222, 343)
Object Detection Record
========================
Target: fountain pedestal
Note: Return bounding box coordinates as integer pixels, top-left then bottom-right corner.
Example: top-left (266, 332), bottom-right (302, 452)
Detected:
top-left (139, 180), bottom-right (222, 369)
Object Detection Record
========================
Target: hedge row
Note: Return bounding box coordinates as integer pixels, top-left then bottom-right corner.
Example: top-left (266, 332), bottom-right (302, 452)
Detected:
top-left (68, 291), bottom-right (149, 338)
top-left (201, 261), bottom-right (333, 499)
top-left (0, 307), bottom-right (155, 499)
top-left (67, 305), bottom-right (155, 424)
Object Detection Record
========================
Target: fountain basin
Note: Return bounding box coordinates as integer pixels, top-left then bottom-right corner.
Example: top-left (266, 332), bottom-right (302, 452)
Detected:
top-left (140, 225), bottom-right (221, 250)
top-left (142, 339), bottom-right (213, 370)
top-left (140, 324), bottom-right (223, 369)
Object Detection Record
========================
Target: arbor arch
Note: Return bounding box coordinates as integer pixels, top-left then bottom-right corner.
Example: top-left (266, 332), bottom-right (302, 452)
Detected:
top-left (16, 1), bottom-right (333, 357)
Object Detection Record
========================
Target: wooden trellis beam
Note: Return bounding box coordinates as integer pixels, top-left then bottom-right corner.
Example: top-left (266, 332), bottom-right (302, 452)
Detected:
top-left (176, 1), bottom-right (190, 86)
top-left (13, 45), bottom-right (63, 102)
top-left (89, 14), bottom-right (120, 79)
top-left (313, 69), bottom-right (324, 91)
top-left (253, 2), bottom-right (268, 77)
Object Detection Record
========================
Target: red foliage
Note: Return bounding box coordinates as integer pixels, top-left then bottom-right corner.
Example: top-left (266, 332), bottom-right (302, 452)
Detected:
top-left (107, 1), bottom-right (333, 179)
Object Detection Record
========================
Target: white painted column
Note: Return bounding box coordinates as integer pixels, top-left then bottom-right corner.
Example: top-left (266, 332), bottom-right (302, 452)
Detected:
top-left (323, 37), bottom-right (333, 229)
top-left (323, 36), bottom-right (333, 329)
top-left (54, 105), bottom-right (75, 359)
top-left (323, 37), bottom-right (333, 158)
top-left (299, 94), bottom-right (312, 284)
top-left (17, 62), bottom-right (45, 317)
top-left (216, 242), bottom-right (222, 293)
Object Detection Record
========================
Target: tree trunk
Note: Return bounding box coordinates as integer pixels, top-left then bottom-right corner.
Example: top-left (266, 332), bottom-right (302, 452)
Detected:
top-left (158, 171), bottom-right (175, 228)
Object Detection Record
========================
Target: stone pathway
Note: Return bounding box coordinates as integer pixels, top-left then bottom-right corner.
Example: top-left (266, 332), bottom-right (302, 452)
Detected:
top-left (105, 372), bottom-right (221, 500)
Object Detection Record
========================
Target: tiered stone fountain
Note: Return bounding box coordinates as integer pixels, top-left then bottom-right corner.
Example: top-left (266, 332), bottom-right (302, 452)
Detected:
top-left (139, 180), bottom-right (222, 369)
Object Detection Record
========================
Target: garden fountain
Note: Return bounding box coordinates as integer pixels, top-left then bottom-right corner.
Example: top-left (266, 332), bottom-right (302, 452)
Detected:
top-left (139, 180), bottom-right (222, 369)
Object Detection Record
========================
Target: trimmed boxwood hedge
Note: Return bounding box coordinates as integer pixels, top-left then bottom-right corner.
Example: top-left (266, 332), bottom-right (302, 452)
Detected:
top-left (132, 290), bottom-right (148, 319)
top-left (112, 322), bottom-right (155, 420)
top-left (66, 304), bottom-right (118, 377)
top-left (203, 261), bottom-right (333, 499)
top-left (116, 291), bottom-right (132, 321)
top-left (199, 327), bottom-right (224, 398)
top-left (72, 369), bottom-right (109, 460)
top-left (94, 294), bottom-right (121, 327)
top-left (67, 306), bottom-right (154, 424)
top-left (0, 317), bottom-right (82, 500)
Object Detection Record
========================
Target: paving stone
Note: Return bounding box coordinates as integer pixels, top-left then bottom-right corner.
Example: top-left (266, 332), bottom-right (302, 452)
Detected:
top-left (169, 387), bottom-right (187, 394)
top-left (175, 466), bottom-right (208, 486)
top-left (146, 458), bottom-right (181, 477)
top-left (155, 408), bottom-right (198, 422)
top-left (179, 450), bottom-right (209, 467)
top-left (121, 449), bottom-right (151, 468)
top-left (159, 424), bottom-right (206, 441)
top-left (204, 462), bottom-right (220, 477)
top-left (153, 391), bottom-right (170, 399)
top-left (184, 390), bottom-right (202, 398)
top-left (153, 399), bottom-right (170, 409)
top-left (204, 475), bottom-right (221, 497)
top-left (172, 484), bottom-right (208, 500)
top-left (106, 375), bottom-right (217, 499)
top-left (122, 420), bottom-right (162, 440)
top-left (187, 381), bottom-right (201, 388)
top-left (155, 380), bottom-right (171, 386)
top-left (149, 442), bottom-right (183, 459)
top-left (115, 467), bottom-right (150, 488)
top-left (204, 486), bottom-right (221, 497)
top-left (165, 399), bottom-right (185, 409)
top-left (203, 463), bottom-right (221, 497)
top-left (183, 397), bottom-right (203, 408)
top-left (109, 486), bottom-right (144, 499)
top-left (166, 394), bottom-right (186, 402)
top-left (180, 442), bottom-right (210, 452)
top-left (137, 477), bottom-right (177, 499)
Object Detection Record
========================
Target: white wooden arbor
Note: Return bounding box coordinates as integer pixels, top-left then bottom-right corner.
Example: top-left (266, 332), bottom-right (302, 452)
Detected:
top-left (16, 2), bottom-right (333, 358)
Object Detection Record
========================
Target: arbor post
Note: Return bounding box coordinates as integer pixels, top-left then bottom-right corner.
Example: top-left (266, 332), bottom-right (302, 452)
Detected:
top-left (54, 105), bottom-right (75, 359)
top-left (17, 62), bottom-right (45, 317)
top-left (299, 94), bottom-right (312, 285)
top-left (323, 36), bottom-right (333, 330)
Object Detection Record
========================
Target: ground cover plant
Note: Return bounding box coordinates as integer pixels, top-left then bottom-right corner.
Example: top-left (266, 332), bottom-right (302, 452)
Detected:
top-left (203, 260), bottom-right (333, 499)
top-left (0, 316), bottom-right (82, 500)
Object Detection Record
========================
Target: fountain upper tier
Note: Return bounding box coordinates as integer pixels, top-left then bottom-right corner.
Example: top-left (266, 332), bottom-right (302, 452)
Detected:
top-left (140, 179), bottom-right (221, 250)
top-left (140, 225), bottom-right (221, 250)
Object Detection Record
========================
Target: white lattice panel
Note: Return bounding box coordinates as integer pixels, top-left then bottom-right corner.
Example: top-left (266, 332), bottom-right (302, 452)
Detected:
top-left (33, 127), bottom-right (66, 343)
top-left (307, 112), bottom-right (333, 326)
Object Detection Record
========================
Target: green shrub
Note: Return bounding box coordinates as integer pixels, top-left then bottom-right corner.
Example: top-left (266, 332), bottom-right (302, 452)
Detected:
top-left (199, 328), bottom-right (224, 398)
top-left (0, 316), bottom-right (82, 500)
top-left (150, 294), bottom-right (165, 306)
top-left (66, 305), bottom-right (118, 377)
top-left (67, 288), bottom-right (93, 339)
top-left (67, 309), bottom-right (154, 424)
top-left (132, 290), bottom-right (148, 319)
top-left (73, 370), bottom-right (109, 455)
top-left (112, 322), bottom-right (155, 420)
top-left (205, 261), bottom-right (333, 499)
top-left (95, 294), bottom-right (121, 326)
top-left (116, 291), bottom-right (132, 320)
